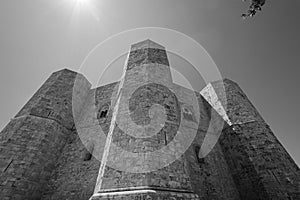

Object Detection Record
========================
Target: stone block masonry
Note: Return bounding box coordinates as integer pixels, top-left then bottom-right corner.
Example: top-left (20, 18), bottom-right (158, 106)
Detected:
top-left (214, 79), bottom-right (300, 199)
top-left (0, 69), bottom-right (91, 200)
top-left (0, 115), bottom-right (70, 200)
top-left (0, 40), bottom-right (299, 200)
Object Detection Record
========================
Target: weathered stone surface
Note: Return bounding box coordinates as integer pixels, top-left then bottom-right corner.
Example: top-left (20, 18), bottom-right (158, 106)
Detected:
top-left (127, 40), bottom-right (169, 71)
top-left (0, 40), bottom-right (299, 200)
top-left (93, 40), bottom-right (198, 198)
top-left (40, 81), bottom-right (120, 200)
top-left (179, 85), bottom-right (240, 200)
top-left (0, 69), bottom-right (91, 200)
top-left (90, 188), bottom-right (199, 200)
top-left (41, 131), bottom-right (100, 200)
top-left (15, 69), bottom-right (88, 129)
top-left (220, 122), bottom-right (300, 200)
top-left (216, 79), bottom-right (300, 200)
top-left (0, 115), bottom-right (71, 200)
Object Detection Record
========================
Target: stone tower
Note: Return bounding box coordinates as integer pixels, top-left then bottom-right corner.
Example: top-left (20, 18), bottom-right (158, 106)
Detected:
top-left (0, 40), bottom-right (299, 200)
top-left (90, 39), bottom-right (201, 199)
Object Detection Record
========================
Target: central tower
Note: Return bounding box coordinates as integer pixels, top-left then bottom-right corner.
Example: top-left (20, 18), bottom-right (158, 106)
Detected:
top-left (90, 39), bottom-right (200, 199)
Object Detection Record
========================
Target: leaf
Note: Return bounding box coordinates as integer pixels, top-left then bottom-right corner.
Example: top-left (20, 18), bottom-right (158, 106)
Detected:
top-left (242, 0), bottom-right (266, 19)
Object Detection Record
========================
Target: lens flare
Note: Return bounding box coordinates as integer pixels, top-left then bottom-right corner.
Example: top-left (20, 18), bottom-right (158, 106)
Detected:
top-left (67, 0), bottom-right (100, 21)
top-left (74, 0), bottom-right (89, 6)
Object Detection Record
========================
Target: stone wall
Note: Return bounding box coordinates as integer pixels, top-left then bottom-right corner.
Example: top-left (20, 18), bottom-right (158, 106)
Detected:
top-left (175, 84), bottom-right (241, 200)
top-left (0, 115), bottom-right (70, 200)
top-left (91, 40), bottom-right (200, 199)
top-left (40, 80), bottom-right (120, 200)
top-left (215, 79), bottom-right (300, 200)
top-left (0, 69), bottom-right (90, 200)
top-left (41, 129), bottom-right (100, 200)
top-left (1, 41), bottom-right (299, 200)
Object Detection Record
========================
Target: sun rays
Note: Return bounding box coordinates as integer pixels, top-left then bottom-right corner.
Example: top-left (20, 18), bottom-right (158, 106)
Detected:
top-left (66, 0), bottom-right (101, 21)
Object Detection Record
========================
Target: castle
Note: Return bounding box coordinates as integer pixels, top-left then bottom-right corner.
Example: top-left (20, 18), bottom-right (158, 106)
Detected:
top-left (0, 40), bottom-right (299, 200)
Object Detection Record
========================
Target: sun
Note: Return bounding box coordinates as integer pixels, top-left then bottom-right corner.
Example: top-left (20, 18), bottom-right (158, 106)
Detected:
top-left (66, 0), bottom-right (93, 10)
top-left (71, 0), bottom-right (90, 7)
top-left (66, 0), bottom-right (100, 21)
top-left (76, 0), bottom-right (89, 6)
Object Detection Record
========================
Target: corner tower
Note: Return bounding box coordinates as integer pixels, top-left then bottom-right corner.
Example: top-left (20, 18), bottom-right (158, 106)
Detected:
top-left (0, 69), bottom-right (91, 200)
top-left (90, 39), bottom-right (200, 199)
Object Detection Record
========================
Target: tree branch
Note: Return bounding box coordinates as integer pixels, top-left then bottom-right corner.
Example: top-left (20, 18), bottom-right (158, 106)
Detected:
top-left (242, 0), bottom-right (266, 18)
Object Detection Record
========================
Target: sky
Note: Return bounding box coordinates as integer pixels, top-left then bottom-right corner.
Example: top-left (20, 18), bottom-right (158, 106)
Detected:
top-left (0, 0), bottom-right (299, 166)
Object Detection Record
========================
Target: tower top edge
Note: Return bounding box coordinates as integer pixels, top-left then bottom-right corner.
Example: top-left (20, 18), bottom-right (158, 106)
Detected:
top-left (130, 39), bottom-right (165, 51)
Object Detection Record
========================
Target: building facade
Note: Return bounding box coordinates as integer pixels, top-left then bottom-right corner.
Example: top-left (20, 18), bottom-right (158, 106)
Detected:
top-left (0, 40), bottom-right (299, 200)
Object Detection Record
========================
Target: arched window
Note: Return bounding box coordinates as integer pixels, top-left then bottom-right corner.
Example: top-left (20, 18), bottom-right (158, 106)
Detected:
top-left (97, 104), bottom-right (109, 119)
top-left (99, 109), bottom-right (108, 118)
